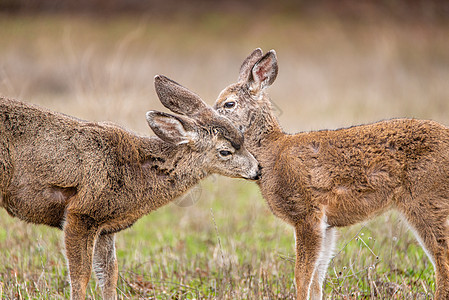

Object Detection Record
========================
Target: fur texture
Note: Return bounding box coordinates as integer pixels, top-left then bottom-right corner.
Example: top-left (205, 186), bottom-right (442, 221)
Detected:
top-left (0, 76), bottom-right (260, 300)
top-left (212, 49), bottom-right (449, 299)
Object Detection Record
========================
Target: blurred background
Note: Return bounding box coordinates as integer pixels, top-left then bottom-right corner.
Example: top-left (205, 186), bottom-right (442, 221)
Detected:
top-left (1, 0), bottom-right (449, 298)
top-left (1, 0), bottom-right (448, 133)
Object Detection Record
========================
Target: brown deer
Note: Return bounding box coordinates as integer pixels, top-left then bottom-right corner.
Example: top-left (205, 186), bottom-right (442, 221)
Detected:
top-left (162, 49), bottom-right (449, 299)
top-left (0, 75), bottom-right (260, 300)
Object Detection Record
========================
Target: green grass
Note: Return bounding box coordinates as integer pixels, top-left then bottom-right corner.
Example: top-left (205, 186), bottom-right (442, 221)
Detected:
top-left (0, 178), bottom-right (436, 299)
top-left (1, 12), bottom-right (448, 299)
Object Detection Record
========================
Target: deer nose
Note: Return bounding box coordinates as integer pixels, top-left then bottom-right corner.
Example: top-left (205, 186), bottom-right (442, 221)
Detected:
top-left (251, 164), bottom-right (262, 181)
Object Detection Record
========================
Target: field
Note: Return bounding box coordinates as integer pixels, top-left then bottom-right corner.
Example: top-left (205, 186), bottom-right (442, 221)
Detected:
top-left (1, 10), bottom-right (449, 299)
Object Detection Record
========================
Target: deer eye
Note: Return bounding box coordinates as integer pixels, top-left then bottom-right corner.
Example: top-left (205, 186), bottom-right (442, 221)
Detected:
top-left (224, 101), bottom-right (235, 109)
top-left (219, 150), bottom-right (232, 157)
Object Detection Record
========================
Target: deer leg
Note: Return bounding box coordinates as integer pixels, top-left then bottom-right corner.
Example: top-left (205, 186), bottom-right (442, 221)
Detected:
top-left (309, 226), bottom-right (337, 299)
top-left (400, 206), bottom-right (449, 300)
top-left (64, 212), bottom-right (99, 300)
top-left (93, 233), bottom-right (118, 300)
top-left (294, 213), bottom-right (326, 300)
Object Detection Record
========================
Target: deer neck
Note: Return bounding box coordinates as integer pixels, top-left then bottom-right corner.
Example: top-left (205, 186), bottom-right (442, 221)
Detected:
top-left (245, 102), bottom-right (284, 153)
top-left (137, 137), bottom-right (208, 210)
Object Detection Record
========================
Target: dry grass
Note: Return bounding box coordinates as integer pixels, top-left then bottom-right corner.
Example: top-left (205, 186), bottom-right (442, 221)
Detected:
top-left (0, 11), bottom-right (448, 299)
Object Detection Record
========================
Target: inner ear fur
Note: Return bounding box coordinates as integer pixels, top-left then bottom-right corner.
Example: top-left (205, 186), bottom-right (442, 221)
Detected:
top-left (146, 110), bottom-right (198, 145)
top-left (249, 50), bottom-right (278, 91)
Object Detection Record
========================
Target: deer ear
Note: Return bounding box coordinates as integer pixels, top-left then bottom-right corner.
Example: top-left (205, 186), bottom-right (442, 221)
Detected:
top-left (154, 75), bottom-right (208, 116)
top-left (146, 111), bottom-right (198, 145)
top-left (238, 48), bottom-right (264, 82)
top-left (249, 50), bottom-right (278, 92)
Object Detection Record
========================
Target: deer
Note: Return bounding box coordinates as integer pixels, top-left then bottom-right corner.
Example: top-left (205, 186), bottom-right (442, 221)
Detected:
top-left (0, 75), bottom-right (261, 300)
top-left (159, 48), bottom-right (449, 299)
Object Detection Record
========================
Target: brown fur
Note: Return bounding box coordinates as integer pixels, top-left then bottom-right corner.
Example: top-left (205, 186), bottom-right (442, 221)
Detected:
top-left (0, 75), bottom-right (260, 300)
top-left (212, 49), bottom-right (449, 299)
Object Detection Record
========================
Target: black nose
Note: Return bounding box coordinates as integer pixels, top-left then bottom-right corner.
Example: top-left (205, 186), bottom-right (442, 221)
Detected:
top-left (252, 165), bottom-right (262, 180)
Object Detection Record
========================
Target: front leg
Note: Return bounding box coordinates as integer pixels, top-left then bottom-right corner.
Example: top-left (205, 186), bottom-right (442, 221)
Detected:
top-left (64, 212), bottom-right (99, 300)
top-left (294, 212), bottom-right (326, 300)
top-left (309, 227), bottom-right (337, 299)
top-left (93, 233), bottom-right (118, 300)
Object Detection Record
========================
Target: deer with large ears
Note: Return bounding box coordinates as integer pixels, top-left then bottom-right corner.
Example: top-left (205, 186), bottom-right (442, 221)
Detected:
top-left (206, 49), bottom-right (449, 299)
top-left (0, 75), bottom-right (260, 300)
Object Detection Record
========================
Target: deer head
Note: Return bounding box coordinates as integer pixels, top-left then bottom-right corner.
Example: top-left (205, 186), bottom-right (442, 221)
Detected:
top-left (213, 49), bottom-right (279, 135)
top-left (149, 76), bottom-right (261, 180)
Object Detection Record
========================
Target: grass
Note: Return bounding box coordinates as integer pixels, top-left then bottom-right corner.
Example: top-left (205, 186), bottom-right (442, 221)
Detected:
top-left (0, 179), bottom-right (435, 299)
top-left (1, 11), bottom-right (448, 299)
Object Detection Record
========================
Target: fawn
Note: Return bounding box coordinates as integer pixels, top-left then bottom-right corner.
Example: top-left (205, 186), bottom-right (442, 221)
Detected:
top-left (163, 49), bottom-right (449, 299)
top-left (0, 75), bottom-right (260, 300)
